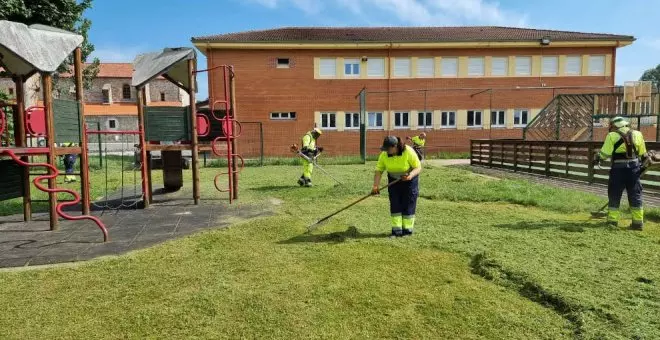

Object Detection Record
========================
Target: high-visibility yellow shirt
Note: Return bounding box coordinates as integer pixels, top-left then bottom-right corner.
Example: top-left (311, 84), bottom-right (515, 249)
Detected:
top-left (61, 142), bottom-right (76, 147)
top-left (411, 136), bottom-right (425, 147)
top-left (375, 145), bottom-right (421, 177)
top-left (599, 127), bottom-right (646, 160)
top-left (302, 132), bottom-right (316, 150)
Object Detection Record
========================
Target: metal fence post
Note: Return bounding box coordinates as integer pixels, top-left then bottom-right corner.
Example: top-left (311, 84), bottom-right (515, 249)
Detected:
top-left (97, 121), bottom-right (102, 168)
top-left (259, 122), bottom-right (264, 166)
top-left (358, 88), bottom-right (367, 163)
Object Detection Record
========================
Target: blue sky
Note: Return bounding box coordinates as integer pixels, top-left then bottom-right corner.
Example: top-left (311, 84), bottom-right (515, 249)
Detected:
top-left (86, 0), bottom-right (660, 99)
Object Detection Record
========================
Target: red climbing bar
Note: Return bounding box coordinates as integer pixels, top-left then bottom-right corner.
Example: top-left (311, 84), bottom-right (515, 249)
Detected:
top-left (86, 130), bottom-right (141, 135)
top-left (0, 147), bottom-right (50, 155)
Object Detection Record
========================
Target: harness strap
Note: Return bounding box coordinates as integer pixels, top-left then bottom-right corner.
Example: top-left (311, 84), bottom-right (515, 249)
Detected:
top-left (612, 130), bottom-right (637, 159)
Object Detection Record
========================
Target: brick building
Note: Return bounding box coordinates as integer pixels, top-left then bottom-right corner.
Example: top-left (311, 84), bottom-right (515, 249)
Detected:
top-left (193, 26), bottom-right (634, 156)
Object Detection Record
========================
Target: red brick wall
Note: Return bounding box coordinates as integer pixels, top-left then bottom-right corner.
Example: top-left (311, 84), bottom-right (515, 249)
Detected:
top-left (207, 46), bottom-right (617, 157)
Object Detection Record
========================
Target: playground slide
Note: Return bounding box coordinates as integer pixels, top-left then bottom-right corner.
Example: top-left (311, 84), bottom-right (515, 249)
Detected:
top-left (1, 149), bottom-right (109, 242)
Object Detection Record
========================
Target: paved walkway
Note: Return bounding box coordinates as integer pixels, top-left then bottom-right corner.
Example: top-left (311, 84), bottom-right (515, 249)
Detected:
top-left (0, 190), bottom-right (273, 269)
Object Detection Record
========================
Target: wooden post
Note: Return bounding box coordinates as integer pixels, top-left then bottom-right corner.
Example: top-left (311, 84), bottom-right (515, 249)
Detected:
top-left (513, 142), bottom-right (518, 172)
top-left (488, 141), bottom-right (493, 168)
top-left (74, 47), bottom-right (91, 215)
top-left (229, 67), bottom-right (238, 200)
top-left (13, 76), bottom-right (31, 221)
top-left (469, 141), bottom-right (474, 165)
top-left (544, 144), bottom-right (551, 176)
top-left (136, 87), bottom-right (151, 208)
top-left (42, 73), bottom-right (58, 230)
top-left (188, 59), bottom-right (200, 205)
top-left (587, 143), bottom-right (595, 184)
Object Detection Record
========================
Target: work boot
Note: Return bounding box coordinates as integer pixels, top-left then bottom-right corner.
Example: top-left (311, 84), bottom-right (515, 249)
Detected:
top-left (297, 177), bottom-right (305, 186)
top-left (628, 223), bottom-right (643, 231)
top-left (390, 228), bottom-right (403, 238)
top-left (606, 221), bottom-right (618, 229)
top-left (304, 178), bottom-right (313, 187)
top-left (402, 228), bottom-right (413, 237)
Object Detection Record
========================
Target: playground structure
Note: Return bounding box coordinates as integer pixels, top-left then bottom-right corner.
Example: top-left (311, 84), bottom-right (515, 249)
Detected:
top-left (0, 20), bottom-right (243, 243)
top-left (0, 20), bottom-right (106, 241)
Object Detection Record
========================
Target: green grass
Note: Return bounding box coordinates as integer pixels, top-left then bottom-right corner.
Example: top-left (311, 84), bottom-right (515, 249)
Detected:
top-left (1, 162), bottom-right (660, 339)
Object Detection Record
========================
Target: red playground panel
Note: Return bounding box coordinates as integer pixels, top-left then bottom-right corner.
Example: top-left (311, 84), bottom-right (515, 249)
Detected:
top-left (25, 106), bottom-right (46, 136)
top-left (197, 114), bottom-right (210, 137)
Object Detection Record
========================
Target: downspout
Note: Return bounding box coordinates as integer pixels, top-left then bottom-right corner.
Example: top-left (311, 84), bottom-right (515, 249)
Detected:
top-left (387, 42), bottom-right (392, 126)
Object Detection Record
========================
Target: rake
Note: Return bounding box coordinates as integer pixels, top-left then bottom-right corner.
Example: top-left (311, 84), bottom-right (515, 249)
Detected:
top-left (307, 179), bottom-right (401, 232)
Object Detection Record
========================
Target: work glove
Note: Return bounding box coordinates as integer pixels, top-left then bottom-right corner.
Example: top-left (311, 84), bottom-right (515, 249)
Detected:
top-left (401, 174), bottom-right (412, 181)
top-left (592, 158), bottom-right (601, 167)
top-left (317, 146), bottom-right (324, 153)
top-left (371, 185), bottom-right (380, 195)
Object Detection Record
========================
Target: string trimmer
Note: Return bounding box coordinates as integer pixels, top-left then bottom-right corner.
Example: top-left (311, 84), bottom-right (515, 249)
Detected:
top-left (307, 179), bottom-right (401, 232)
top-left (290, 144), bottom-right (343, 185)
top-left (590, 151), bottom-right (659, 218)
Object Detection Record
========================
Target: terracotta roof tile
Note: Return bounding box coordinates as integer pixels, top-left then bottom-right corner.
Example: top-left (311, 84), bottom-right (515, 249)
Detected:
top-left (193, 26), bottom-right (634, 43)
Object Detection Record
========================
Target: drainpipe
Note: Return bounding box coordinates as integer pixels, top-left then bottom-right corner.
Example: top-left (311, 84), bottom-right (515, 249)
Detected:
top-left (387, 42), bottom-right (392, 129)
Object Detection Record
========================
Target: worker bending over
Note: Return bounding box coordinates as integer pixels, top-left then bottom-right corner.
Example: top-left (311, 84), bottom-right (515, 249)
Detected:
top-left (61, 142), bottom-right (77, 183)
top-left (372, 136), bottom-right (422, 237)
top-left (595, 116), bottom-right (647, 230)
top-left (298, 128), bottom-right (323, 187)
top-left (407, 132), bottom-right (426, 161)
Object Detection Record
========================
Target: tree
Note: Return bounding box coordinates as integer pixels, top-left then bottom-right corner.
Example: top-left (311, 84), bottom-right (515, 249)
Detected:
top-left (640, 64), bottom-right (660, 91)
top-left (0, 0), bottom-right (99, 89)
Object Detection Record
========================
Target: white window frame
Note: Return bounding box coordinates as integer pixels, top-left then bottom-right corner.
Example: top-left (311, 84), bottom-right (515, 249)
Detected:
top-left (565, 56), bottom-right (582, 76)
top-left (588, 55), bottom-right (606, 76)
top-left (441, 57), bottom-right (458, 77)
top-left (367, 58), bottom-right (385, 77)
top-left (270, 112), bottom-right (296, 120)
top-left (344, 58), bottom-right (360, 77)
top-left (394, 111), bottom-right (409, 129)
top-left (367, 112), bottom-right (384, 130)
top-left (491, 57), bottom-right (508, 77)
top-left (107, 118), bottom-right (118, 130)
top-left (417, 58), bottom-right (434, 78)
top-left (320, 112), bottom-right (337, 129)
top-left (467, 110), bottom-right (483, 128)
top-left (514, 109), bottom-right (529, 127)
top-left (319, 58), bottom-right (337, 78)
top-left (468, 57), bottom-right (485, 76)
top-left (345, 112), bottom-right (360, 129)
top-left (441, 111), bottom-right (456, 128)
top-left (490, 110), bottom-right (505, 127)
top-left (515, 56), bottom-right (532, 76)
top-left (417, 111), bottom-right (433, 128)
top-left (394, 58), bottom-right (411, 78)
top-left (276, 58), bottom-right (290, 69)
top-left (541, 56), bottom-right (559, 76)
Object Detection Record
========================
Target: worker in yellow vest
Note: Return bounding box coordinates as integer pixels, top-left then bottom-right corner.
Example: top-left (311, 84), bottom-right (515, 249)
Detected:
top-left (372, 136), bottom-right (422, 237)
top-left (407, 132), bottom-right (426, 161)
top-left (60, 142), bottom-right (77, 183)
top-left (298, 128), bottom-right (323, 187)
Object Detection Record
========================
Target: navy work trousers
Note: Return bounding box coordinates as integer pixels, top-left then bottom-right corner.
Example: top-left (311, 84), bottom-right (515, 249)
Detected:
top-left (387, 175), bottom-right (419, 216)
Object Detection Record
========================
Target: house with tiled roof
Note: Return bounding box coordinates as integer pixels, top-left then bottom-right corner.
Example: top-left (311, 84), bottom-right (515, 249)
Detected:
top-left (193, 26), bottom-right (635, 156)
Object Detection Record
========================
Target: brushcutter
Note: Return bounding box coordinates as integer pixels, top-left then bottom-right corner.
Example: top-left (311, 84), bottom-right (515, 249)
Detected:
top-left (290, 144), bottom-right (343, 185)
top-left (307, 179), bottom-right (401, 232)
top-left (590, 151), bottom-right (659, 218)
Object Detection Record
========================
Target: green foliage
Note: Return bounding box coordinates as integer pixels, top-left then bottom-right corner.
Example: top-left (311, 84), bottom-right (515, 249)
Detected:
top-left (640, 64), bottom-right (660, 90)
top-left (0, 0), bottom-right (99, 89)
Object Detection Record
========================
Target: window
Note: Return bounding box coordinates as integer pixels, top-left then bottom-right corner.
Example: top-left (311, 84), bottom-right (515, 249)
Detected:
top-left (418, 111), bottom-right (432, 127)
top-left (467, 110), bottom-right (482, 127)
top-left (394, 58), bottom-right (411, 77)
top-left (160, 92), bottom-right (166, 101)
top-left (321, 112), bottom-right (336, 129)
top-left (368, 112), bottom-right (383, 129)
top-left (490, 110), bottom-right (505, 127)
top-left (468, 57), bottom-right (485, 76)
top-left (8, 88), bottom-right (14, 95)
top-left (277, 58), bottom-right (290, 68)
top-left (344, 58), bottom-right (360, 76)
top-left (108, 119), bottom-right (117, 129)
top-left (394, 111), bottom-right (409, 128)
top-left (441, 57), bottom-right (458, 76)
top-left (417, 58), bottom-right (434, 77)
top-left (514, 109), bottom-right (529, 127)
top-left (319, 58), bottom-right (336, 77)
top-left (102, 89), bottom-right (111, 104)
top-left (270, 112), bottom-right (296, 120)
top-left (588, 55), bottom-right (605, 75)
top-left (565, 56), bottom-right (582, 75)
top-left (122, 84), bottom-right (131, 99)
top-left (491, 57), bottom-right (508, 76)
top-left (542, 56), bottom-right (558, 76)
top-left (515, 56), bottom-right (532, 76)
top-left (345, 112), bottom-right (360, 129)
top-left (367, 58), bottom-right (385, 77)
top-left (441, 111), bottom-right (456, 128)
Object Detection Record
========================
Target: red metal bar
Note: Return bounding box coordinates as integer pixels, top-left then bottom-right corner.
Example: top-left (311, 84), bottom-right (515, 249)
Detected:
top-left (0, 147), bottom-right (50, 155)
top-left (86, 130), bottom-right (141, 135)
top-left (1, 149), bottom-right (109, 242)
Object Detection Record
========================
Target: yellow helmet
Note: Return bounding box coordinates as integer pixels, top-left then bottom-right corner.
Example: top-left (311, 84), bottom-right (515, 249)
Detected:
top-left (312, 127), bottom-right (323, 135)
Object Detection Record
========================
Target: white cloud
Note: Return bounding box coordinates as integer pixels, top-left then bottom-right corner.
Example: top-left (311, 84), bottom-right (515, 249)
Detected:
top-left (245, 0), bottom-right (323, 14)
top-left (90, 45), bottom-right (147, 63)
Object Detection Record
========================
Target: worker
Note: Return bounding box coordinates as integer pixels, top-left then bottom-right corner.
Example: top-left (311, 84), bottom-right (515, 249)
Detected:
top-left (407, 132), bottom-right (427, 161)
top-left (372, 136), bottom-right (422, 237)
top-left (61, 142), bottom-right (77, 183)
top-left (595, 116), bottom-right (647, 230)
top-left (298, 128), bottom-right (323, 187)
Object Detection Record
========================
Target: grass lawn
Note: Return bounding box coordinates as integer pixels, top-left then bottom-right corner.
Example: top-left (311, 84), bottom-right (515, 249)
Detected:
top-left (1, 160), bottom-right (660, 339)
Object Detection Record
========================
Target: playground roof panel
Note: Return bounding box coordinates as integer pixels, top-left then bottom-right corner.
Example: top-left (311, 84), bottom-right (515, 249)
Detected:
top-left (0, 20), bottom-right (83, 77)
top-left (131, 48), bottom-right (196, 92)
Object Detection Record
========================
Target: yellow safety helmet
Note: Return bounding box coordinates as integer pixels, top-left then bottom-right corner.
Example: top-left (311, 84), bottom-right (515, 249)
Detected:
top-left (611, 116), bottom-right (629, 128)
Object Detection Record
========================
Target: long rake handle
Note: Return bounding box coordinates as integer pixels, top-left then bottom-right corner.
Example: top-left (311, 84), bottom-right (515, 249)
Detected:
top-left (313, 179), bottom-right (401, 226)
